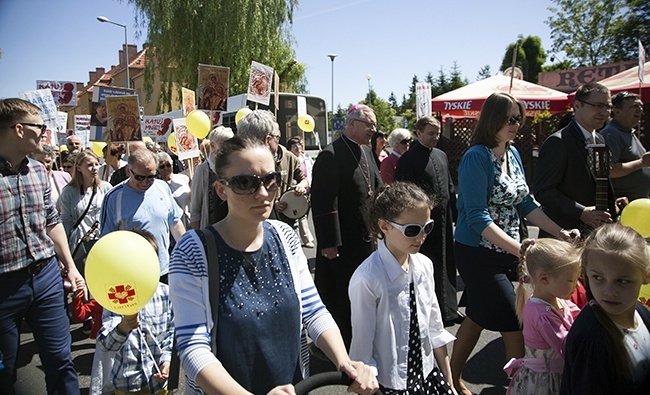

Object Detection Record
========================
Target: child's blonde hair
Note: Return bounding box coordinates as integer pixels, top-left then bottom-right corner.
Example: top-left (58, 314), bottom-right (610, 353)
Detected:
top-left (515, 238), bottom-right (580, 325)
top-left (580, 223), bottom-right (649, 384)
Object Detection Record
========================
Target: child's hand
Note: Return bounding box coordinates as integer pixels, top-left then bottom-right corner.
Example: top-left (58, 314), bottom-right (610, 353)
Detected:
top-left (153, 361), bottom-right (170, 382)
top-left (73, 278), bottom-right (86, 300)
top-left (117, 313), bottom-right (140, 334)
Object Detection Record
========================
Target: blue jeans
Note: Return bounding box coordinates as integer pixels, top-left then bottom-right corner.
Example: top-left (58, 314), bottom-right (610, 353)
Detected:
top-left (0, 257), bottom-right (79, 394)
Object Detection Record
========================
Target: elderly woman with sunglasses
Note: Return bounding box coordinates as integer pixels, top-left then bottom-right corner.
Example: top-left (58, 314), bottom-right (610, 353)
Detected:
top-left (169, 136), bottom-right (378, 395)
top-left (156, 151), bottom-right (191, 228)
top-left (450, 93), bottom-right (579, 395)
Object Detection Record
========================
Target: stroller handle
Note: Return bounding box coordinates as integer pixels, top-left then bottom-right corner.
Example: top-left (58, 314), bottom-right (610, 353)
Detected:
top-left (294, 371), bottom-right (383, 395)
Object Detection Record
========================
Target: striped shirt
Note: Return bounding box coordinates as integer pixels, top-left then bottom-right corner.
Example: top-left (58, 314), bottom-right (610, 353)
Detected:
top-left (169, 220), bottom-right (337, 395)
top-left (0, 157), bottom-right (58, 274)
top-left (97, 283), bottom-right (174, 394)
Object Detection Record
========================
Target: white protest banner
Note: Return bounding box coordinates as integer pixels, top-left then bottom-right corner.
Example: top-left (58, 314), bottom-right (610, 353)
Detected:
top-left (19, 89), bottom-right (59, 146)
top-left (58, 111), bottom-right (68, 133)
top-left (144, 116), bottom-right (174, 143)
top-left (75, 115), bottom-right (91, 148)
top-left (37, 80), bottom-right (77, 107)
top-left (172, 118), bottom-right (200, 161)
top-left (416, 83), bottom-right (432, 120)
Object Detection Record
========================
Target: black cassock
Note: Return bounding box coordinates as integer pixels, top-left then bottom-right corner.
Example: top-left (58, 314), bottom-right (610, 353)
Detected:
top-left (311, 134), bottom-right (382, 348)
top-left (395, 140), bottom-right (460, 324)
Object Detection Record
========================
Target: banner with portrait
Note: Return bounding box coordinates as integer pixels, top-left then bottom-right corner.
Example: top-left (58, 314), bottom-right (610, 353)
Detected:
top-left (172, 118), bottom-right (200, 161)
top-left (181, 87), bottom-right (196, 116)
top-left (105, 95), bottom-right (141, 143)
top-left (18, 88), bottom-right (59, 146)
top-left (90, 86), bottom-right (135, 141)
top-left (247, 61), bottom-right (274, 106)
top-left (37, 80), bottom-right (77, 107)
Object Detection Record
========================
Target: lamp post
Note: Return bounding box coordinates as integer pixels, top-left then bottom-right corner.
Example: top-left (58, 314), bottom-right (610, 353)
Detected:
top-left (366, 74), bottom-right (372, 104)
top-left (327, 54), bottom-right (337, 115)
top-left (97, 16), bottom-right (129, 89)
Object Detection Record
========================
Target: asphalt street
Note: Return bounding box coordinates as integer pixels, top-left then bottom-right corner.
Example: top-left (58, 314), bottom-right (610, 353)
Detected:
top-left (15, 215), bottom-right (537, 394)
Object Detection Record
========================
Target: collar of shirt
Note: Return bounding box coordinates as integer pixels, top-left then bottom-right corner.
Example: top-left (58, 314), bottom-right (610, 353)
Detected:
top-left (609, 118), bottom-right (635, 134)
top-left (377, 239), bottom-right (421, 284)
top-left (391, 151), bottom-right (403, 159)
top-left (0, 155), bottom-right (29, 175)
top-left (575, 121), bottom-right (595, 143)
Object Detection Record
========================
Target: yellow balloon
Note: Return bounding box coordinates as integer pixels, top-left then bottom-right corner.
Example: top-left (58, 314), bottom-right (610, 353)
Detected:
top-left (186, 110), bottom-right (211, 139)
top-left (639, 245), bottom-right (650, 310)
top-left (167, 132), bottom-right (177, 155)
top-left (235, 108), bottom-right (253, 125)
top-left (85, 231), bottom-right (160, 315)
top-left (298, 114), bottom-right (315, 132)
top-left (91, 142), bottom-right (107, 158)
top-left (620, 198), bottom-right (650, 238)
top-left (142, 136), bottom-right (153, 144)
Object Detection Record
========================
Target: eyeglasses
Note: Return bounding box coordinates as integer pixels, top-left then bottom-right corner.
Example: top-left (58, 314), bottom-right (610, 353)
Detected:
top-left (158, 163), bottom-right (172, 169)
top-left (399, 139), bottom-right (412, 145)
top-left (385, 219), bottom-right (435, 238)
top-left (219, 171), bottom-right (281, 195)
top-left (268, 134), bottom-right (281, 141)
top-left (507, 115), bottom-right (523, 126)
top-left (355, 119), bottom-right (377, 132)
top-left (131, 171), bottom-right (157, 182)
top-left (578, 99), bottom-right (612, 111)
top-left (12, 122), bottom-right (47, 134)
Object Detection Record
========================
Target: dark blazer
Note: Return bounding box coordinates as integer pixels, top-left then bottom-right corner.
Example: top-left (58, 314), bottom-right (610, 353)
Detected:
top-left (534, 119), bottom-right (615, 236)
top-left (311, 133), bottom-right (383, 254)
top-left (560, 302), bottom-right (650, 394)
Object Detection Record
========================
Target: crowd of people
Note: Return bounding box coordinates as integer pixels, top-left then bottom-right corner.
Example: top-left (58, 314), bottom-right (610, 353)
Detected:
top-left (1, 81), bottom-right (650, 395)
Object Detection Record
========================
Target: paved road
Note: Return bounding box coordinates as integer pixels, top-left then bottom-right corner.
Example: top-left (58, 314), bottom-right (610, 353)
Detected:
top-left (15, 216), bottom-right (536, 394)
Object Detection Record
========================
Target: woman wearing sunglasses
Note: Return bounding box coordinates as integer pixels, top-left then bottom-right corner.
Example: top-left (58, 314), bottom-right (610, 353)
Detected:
top-left (169, 136), bottom-right (378, 395)
top-left (451, 93), bottom-right (579, 395)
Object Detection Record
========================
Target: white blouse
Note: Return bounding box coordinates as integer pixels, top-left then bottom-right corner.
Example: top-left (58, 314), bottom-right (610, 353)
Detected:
top-left (349, 239), bottom-right (455, 390)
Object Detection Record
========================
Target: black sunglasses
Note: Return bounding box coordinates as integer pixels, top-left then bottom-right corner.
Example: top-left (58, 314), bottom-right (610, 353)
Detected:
top-left (220, 172), bottom-right (281, 195)
top-left (12, 122), bottom-right (47, 134)
top-left (158, 163), bottom-right (172, 169)
top-left (399, 139), bottom-right (412, 145)
top-left (507, 115), bottom-right (523, 126)
top-left (131, 171), bottom-right (157, 182)
top-left (385, 219), bottom-right (435, 238)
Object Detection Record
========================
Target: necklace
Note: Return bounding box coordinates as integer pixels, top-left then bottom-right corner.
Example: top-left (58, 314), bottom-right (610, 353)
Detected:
top-left (341, 134), bottom-right (373, 199)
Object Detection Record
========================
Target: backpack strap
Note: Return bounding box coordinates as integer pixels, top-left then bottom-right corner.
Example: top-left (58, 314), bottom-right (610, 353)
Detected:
top-left (202, 226), bottom-right (220, 354)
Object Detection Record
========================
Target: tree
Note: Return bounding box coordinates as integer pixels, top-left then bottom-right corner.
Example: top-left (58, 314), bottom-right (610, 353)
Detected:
top-left (127, 0), bottom-right (305, 112)
top-left (388, 92), bottom-right (399, 110)
top-left (432, 67), bottom-right (450, 97)
top-left (546, 0), bottom-right (623, 67)
top-left (363, 92), bottom-right (398, 133)
top-left (400, 75), bottom-right (419, 113)
top-left (477, 65), bottom-right (492, 81)
top-left (609, 0), bottom-right (650, 62)
top-left (449, 62), bottom-right (466, 90)
top-left (500, 35), bottom-right (546, 83)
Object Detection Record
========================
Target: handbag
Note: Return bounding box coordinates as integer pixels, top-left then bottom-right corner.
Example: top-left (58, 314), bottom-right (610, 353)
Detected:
top-left (70, 185), bottom-right (98, 271)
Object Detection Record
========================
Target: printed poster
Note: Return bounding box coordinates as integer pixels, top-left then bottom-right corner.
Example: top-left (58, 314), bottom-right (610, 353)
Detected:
top-left (18, 88), bottom-right (59, 146)
top-left (181, 87), bottom-right (196, 117)
top-left (197, 64), bottom-right (229, 112)
top-left (90, 86), bottom-right (135, 141)
top-left (37, 80), bottom-right (77, 107)
top-left (74, 115), bottom-right (91, 148)
top-left (247, 61), bottom-right (273, 106)
top-left (143, 116), bottom-right (174, 143)
top-left (105, 95), bottom-right (141, 142)
top-left (416, 82), bottom-right (432, 120)
top-left (172, 118), bottom-right (200, 161)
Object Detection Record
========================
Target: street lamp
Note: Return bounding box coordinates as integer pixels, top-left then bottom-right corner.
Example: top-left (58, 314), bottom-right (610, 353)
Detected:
top-left (327, 54), bottom-right (337, 115)
top-left (366, 74), bottom-right (372, 104)
top-left (97, 16), bottom-right (129, 89)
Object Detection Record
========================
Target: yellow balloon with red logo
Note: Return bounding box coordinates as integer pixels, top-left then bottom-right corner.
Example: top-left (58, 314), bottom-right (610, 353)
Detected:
top-left (91, 142), bottom-right (106, 157)
top-left (235, 107), bottom-right (253, 125)
top-left (167, 132), bottom-right (177, 155)
top-left (85, 231), bottom-right (160, 315)
top-left (620, 198), bottom-right (650, 238)
top-left (298, 114), bottom-right (315, 132)
top-left (186, 110), bottom-right (211, 139)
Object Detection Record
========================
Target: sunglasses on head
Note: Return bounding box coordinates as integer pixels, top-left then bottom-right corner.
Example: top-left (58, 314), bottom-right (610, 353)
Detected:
top-left (131, 171), bottom-right (157, 182)
top-left (385, 219), bottom-right (434, 238)
top-left (220, 171), bottom-right (282, 195)
top-left (507, 115), bottom-right (523, 126)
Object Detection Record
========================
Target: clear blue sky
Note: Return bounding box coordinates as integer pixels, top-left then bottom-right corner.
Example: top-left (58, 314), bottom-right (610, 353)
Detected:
top-left (0, 0), bottom-right (556, 112)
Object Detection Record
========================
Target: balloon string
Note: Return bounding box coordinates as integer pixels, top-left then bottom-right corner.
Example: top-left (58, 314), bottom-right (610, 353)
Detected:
top-left (137, 327), bottom-right (161, 375)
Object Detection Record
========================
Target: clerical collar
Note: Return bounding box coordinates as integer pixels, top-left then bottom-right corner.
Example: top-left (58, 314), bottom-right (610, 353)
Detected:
top-left (342, 133), bottom-right (360, 146)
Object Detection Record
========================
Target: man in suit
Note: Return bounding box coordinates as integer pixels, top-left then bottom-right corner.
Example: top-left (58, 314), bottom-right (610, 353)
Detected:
top-left (534, 82), bottom-right (616, 237)
top-left (311, 104), bottom-right (383, 348)
top-left (395, 115), bottom-right (462, 326)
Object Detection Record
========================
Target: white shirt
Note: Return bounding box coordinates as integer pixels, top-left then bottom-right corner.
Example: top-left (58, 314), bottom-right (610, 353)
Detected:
top-left (349, 239), bottom-right (455, 390)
